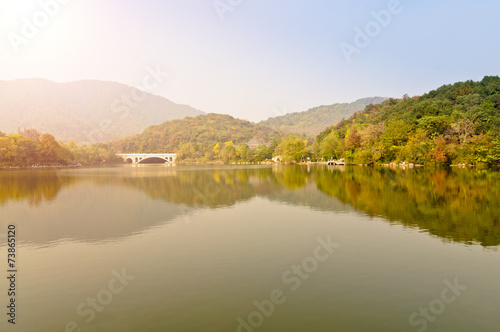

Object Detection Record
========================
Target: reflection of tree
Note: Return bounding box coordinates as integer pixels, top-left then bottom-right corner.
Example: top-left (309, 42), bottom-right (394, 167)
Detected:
top-left (272, 166), bottom-right (308, 190)
top-left (0, 171), bottom-right (77, 206)
top-left (315, 166), bottom-right (500, 247)
top-left (120, 168), bottom-right (282, 208)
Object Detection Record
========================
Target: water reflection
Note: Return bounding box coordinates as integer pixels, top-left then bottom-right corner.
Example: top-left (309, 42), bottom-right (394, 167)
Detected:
top-left (0, 165), bottom-right (498, 247)
top-left (0, 171), bottom-right (77, 206)
top-left (316, 166), bottom-right (500, 246)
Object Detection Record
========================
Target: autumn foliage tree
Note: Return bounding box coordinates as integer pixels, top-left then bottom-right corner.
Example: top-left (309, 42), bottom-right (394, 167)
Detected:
top-left (429, 137), bottom-right (449, 164)
top-left (18, 128), bottom-right (41, 141)
top-left (40, 134), bottom-right (60, 163)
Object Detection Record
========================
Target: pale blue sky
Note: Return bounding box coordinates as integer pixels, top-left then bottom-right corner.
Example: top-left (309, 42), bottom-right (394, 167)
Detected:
top-left (1, 0), bottom-right (499, 122)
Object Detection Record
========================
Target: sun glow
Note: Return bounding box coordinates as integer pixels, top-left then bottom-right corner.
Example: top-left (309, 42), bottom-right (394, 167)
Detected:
top-left (2, 0), bottom-right (82, 59)
top-left (0, 1), bottom-right (41, 28)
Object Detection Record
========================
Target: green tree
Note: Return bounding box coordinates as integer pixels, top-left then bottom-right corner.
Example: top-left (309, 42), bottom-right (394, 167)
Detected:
top-left (236, 144), bottom-right (253, 161)
top-left (319, 130), bottom-right (342, 160)
top-left (0, 137), bottom-right (17, 163)
top-left (274, 136), bottom-right (307, 162)
top-left (402, 129), bottom-right (431, 163)
top-left (221, 145), bottom-right (237, 162)
top-left (382, 120), bottom-right (411, 147)
top-left (475, 135), bottom-right (500, 165)
top-left (254, 145), bottom-right (271, 162)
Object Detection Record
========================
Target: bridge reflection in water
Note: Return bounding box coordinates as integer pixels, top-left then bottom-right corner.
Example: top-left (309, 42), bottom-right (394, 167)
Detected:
top-left (117, 153), bottom-right (176, 164)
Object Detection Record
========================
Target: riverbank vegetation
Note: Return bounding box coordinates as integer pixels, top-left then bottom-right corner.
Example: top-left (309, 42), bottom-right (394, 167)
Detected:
top-left (314, 76), bottom-right (500, 166)
top-left (0, 128), bottom-right (121, 167)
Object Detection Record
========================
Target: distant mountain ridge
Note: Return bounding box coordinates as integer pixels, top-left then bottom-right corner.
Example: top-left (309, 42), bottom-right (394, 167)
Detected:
top-left (0, 78), bottom-right (204, 143)
top-left (260, 97), bottom-right (387, 137)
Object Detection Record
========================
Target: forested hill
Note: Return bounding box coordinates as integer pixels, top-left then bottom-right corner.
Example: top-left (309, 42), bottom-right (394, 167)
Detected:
top-left (315, 76), bottom-right (500, 165)
top-left (113, 113), bottom-right (282, 161)
top-left (260, 97), bottom-right (387, 137)
top-left (0, 79), bottom-right (203, 143)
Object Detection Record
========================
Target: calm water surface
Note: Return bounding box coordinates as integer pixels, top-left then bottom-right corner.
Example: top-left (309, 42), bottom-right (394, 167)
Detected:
top-left (0, 165), bottom-right (499, 332)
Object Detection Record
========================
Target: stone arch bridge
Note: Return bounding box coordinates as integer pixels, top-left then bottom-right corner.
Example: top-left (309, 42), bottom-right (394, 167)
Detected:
top-left (117, 153), bottom-right (176, 164)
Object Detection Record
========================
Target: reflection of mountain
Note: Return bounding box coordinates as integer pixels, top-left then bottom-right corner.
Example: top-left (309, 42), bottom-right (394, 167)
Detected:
top-left (0, 166), bottom-right (499, 247)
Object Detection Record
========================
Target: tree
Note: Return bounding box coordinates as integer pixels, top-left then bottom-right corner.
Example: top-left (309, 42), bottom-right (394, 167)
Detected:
top-left (15, 137), bottom-right (40, 165)
top-left (221, 144), bottom-right (237, 162)
top-left (488, 137), bottom-right (500, 165)
top-left (382, 120), bottom-right (412, 161)
top-left (273, 136), bottom-right (307, 162)
top-left (448, 118), bottom-right (476, 145)
top-left (18, 128), bottom-right (41, 141)
top-left (429, 137), bottom-right (449, 164)
top-left (0, 137), bottom-right (17, 163)
top-left (382, 120), bottom-right (411, 147)
top-left (236, 144), bottom-right (253, 161)
top-left (475, 135), bottom-right (500, 165)
top-left (417, 116), bottom-right (451, 138)
top-left (344, 126), bottom-right (362, 150)
top-left (39, 134), bottom-right (61, 163)
top-left (319, 130), bottom-right (342, 160)
top-left (402, 129), bottom-right (431, 163)
top-left (254, 145), bottom-right (271, 162)
top-left (212, 143), bottom-right (220, 158)
top-left (361, 123), bottom-right (384, 148)
top-left (268, 139), bottom-right (281, 156)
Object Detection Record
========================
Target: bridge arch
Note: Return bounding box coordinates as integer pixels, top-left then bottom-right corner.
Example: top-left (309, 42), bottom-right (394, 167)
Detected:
top-left (117, 153), bottom-right (177, 164)
top-left (138, 156), bottom-right (169, 164)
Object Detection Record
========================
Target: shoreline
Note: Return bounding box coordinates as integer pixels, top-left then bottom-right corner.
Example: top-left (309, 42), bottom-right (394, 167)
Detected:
top-left (1, 161), bottom-right (496, 169)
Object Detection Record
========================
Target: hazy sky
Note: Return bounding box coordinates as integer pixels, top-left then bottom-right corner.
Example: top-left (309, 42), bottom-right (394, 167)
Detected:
top-left (1, 0), bottom-right (499, 122)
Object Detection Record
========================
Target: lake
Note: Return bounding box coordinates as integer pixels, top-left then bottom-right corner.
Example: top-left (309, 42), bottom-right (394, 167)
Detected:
top-left (0, 165), bottom-right (499, 332)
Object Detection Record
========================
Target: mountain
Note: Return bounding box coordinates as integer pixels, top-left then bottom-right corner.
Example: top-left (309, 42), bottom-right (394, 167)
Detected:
top-left (0, 78), bottom-right (204, 143)
top-left (315, 76), bottom-right (500, 165)
top-left (114, 113), bottom-right (282, 161)
top-left (259, 97), bottom-right (387, 137)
